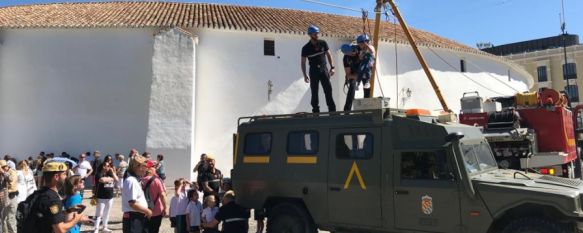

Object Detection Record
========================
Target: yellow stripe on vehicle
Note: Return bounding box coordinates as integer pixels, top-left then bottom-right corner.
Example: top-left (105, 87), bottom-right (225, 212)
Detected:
top-left (243, 156), bottom-right (270, 164)
top-left (287, 156), bottom-right (317, 164)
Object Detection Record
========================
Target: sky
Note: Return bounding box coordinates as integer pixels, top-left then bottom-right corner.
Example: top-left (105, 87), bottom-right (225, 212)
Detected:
top-left (1, 0), bottom-right (581, 48)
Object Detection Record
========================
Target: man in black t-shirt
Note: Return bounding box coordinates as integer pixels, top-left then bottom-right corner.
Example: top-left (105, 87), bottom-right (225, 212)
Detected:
top-left (202, 157), bottom-right (222, 202)
top-left (301, 25), bottom-right (336, 113)
top-left (341, 43), bottom-right (360, 111)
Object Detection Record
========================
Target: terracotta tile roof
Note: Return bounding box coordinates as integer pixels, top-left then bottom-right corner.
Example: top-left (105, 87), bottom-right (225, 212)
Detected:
top-left (0, 1), bottom-right (474, 52)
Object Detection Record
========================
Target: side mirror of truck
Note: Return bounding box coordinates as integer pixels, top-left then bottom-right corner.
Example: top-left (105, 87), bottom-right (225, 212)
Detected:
top-left (443, 132), bottom-right (465, 147)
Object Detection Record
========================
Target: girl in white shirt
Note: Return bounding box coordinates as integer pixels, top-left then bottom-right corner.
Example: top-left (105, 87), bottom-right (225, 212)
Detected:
top-left (201, 195), bottom-right (219, 233)
top-left (16, 160), bottom-right (37, 202)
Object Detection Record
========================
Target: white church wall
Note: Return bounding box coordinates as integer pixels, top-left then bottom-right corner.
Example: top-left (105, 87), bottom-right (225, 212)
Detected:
top-left (0, 28), bottom-right (154, 160)
top-left (371, 43), bottom-right (531, 112)
top-left (146, 28), bottom-right (197, 182)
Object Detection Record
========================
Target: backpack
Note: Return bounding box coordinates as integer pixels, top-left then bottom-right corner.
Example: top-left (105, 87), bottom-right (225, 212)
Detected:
top-left (142, 176), bottom-right (160, 210)
top-left (17, 190), bottom-right (42, 233)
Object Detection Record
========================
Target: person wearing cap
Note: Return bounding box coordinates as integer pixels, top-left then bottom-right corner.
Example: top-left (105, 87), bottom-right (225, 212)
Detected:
top-left (122, 155), bottom-right (152, 233)
top-left (202, 191), bottom-right (249, 233)
top-left (73, 153), bottom-right (92, 198)
top-left (141, 161), bottom-right (168, 233)
top-left (301, 24), bottom-right (336, 113)
top-left (356, 34), bottom-right (376, 98)
top-left (1, 159), bottom-right (18, 233)
top-left (21, 161), bottom-right (91, 233)
top-left (201, 156), bottom-right (223, 203)
top-left (341, 43), bottom-right (361, 111)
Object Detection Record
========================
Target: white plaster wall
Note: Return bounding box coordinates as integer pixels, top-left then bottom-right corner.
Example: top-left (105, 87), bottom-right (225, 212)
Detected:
top-left (146, 28), bottom-right (196, 182)
top-left (0, 29), bottom-right (154, 160)
top-left (193, 28), bottom-right (532, 175)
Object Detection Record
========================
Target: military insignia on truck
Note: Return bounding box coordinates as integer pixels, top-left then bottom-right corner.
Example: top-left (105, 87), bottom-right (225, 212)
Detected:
top-left (421, 195), bottom-right (433, 215)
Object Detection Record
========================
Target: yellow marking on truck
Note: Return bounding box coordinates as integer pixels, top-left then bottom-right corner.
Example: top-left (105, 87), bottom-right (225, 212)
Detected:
top-left (287, 156), bottom-right (317, 164)
top-left (243, 156), bottom-right (270, 164)
top-left (233, 133), bottom-right (240, 165)
top-left (343, 161), bottom-right (366, 190)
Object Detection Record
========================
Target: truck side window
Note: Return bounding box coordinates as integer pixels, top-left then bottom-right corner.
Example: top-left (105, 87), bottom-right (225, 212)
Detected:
top-left (244, 133), bottom-right (272, 155)
top-left (287, 131), bottom-right (319, 155)
top-left (336, 133), bottom-right (373, 159)
top-left (401, 151), bottom-right (451, 180)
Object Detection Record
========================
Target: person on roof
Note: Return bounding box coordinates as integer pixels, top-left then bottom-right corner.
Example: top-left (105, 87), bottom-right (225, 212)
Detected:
top-left (341, 43), bottom-right (360, 111)
top-left (301, 25), bottom-right (336, 113)
top-left (356, 34), bottom-right (376, 98)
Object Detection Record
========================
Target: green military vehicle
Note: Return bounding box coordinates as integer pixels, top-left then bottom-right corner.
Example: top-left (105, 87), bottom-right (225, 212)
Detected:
top-left (232, 100), bottom-right (583, 233)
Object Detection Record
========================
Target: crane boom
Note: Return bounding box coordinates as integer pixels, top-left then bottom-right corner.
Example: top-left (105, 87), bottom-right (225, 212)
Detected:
top-left (370, 0), bottom-right (450, 112)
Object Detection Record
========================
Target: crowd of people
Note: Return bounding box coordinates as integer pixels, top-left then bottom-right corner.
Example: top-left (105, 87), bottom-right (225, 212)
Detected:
top-left (3, 150), bottom-right (252, 233)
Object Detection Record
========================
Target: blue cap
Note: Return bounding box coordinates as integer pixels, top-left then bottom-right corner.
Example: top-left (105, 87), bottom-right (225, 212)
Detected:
top-left (308, 25), bottom-right (320, 34)
top-left (341, 44), bottom-right (356, 55)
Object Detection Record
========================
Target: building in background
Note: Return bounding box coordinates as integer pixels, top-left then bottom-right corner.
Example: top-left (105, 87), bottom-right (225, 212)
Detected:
top-left (0, 2), bottom-right (533, 182)
top-left (483, 34), bottom-right (582, 104)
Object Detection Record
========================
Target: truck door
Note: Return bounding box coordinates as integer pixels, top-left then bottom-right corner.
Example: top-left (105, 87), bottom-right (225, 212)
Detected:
top-left (328, 128), bottom-right (381, 227)
top-left (394, 150), bottom-right (461, 232)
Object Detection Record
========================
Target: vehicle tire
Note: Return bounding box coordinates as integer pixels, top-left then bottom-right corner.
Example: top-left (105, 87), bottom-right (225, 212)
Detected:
top-left (267, 203), bottom-right (316, 233)
top-left (501, 217), bottom-right (570, 233)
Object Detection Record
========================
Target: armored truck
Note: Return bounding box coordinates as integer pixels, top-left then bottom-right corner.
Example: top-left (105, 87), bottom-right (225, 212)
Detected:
top-left (232, 104), bottom-right (583, 233)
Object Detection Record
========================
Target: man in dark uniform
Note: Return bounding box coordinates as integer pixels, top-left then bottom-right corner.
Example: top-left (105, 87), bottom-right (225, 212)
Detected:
top-left (23, 161), bottom-right (90, 233)
top-left (201, 156), bottom-right (222, 203)
top-left (202, 191), bottom-right (250, 233)
top-left (301, 25), bottom-right (336, 113)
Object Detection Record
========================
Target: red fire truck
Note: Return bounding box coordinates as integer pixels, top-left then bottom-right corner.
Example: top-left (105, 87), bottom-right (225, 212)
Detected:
top-left (459, 88), bottom-right (582, 178)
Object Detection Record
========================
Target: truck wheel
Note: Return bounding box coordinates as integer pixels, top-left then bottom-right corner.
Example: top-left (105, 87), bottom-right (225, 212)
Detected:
top-left (267, 203), bottom-right (316, 233)
top-left (501, 217), bottom-right (570, 233)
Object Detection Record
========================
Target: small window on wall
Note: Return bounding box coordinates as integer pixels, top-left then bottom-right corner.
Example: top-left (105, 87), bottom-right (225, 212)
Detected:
top-left (563, 63), bottom-right (577, 80)
top-left (264, 40), bottom-right (275, 56)
top-left (336, 133), bottom-right (373, 159)
top-left (537, 66), bottom-right (548, 82)
top-left (401, 151), bottom-right (452, 180)
top-left (460, 59), bottom-right (466, 73)
top-left (287, 131), bottom-right (319, 155)
top-left (566, 85), bottom-right (579, 103)
top-left (244, 133), bottom-right (272, 155)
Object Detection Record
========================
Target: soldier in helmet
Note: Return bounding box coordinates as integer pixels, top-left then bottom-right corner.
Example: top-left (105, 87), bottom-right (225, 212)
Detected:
top-left (21, 160), bottom-right (91, 233)
top-left (301, 24), bottom-right (337, 113)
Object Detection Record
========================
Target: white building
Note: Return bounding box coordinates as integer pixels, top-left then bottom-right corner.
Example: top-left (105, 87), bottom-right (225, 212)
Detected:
top-left (0, 2), bottom-right (533, 182)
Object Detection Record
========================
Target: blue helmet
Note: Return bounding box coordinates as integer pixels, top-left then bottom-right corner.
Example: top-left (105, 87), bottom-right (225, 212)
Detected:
top-left (307, 25), bottom-right (320, 34)
top-left (356, 34), bottom-right (370, 43)
top-left (341, 44), bottom-right (356, 55)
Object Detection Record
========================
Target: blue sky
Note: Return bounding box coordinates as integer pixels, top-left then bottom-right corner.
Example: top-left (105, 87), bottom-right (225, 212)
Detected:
top-left (1, 0), bottom-right (581, 47)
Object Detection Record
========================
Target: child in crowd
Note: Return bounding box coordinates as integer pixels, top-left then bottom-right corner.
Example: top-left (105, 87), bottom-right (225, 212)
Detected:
top-left (63, 175), bottom-right (85, 233)
top-left (186, 189), bottom-right (203, 233)
top-left (191, 181), bottom-right (204, 204)
top-left (201, 195), bottom-right (220, 233)
top-left (170, 178), bottom-right (190, 233)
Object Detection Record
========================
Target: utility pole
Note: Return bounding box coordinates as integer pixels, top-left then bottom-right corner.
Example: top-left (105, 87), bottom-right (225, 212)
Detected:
top-left (560, 0), bottom-right (571, 107)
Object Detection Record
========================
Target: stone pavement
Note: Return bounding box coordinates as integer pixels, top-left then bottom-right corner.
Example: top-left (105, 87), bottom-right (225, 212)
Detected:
top-left (78, 189), bottom-right (327, 233)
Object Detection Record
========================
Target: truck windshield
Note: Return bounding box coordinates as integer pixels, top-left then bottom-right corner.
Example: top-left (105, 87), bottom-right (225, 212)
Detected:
top-left (461, 141), bottom-right (498, 174)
